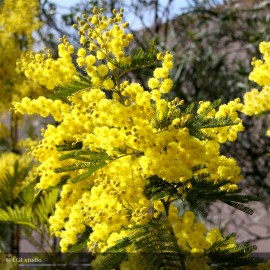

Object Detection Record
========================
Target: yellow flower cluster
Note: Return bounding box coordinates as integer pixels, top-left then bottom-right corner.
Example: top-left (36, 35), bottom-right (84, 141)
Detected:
top-left (170, 208), bottom-right (236, 270)
top-left (103, 206), bottom-right (235, 269)
top-left (17, 6), bottom-right (134, 91)
top-left (199, 98), bottom-right (244, 143)
top-left (243, 42), bottom-right (270, 119)
top-left (0, 0), bottom-right (43, 111)
top-left (15, 96), bottom-right (69, 122)
top-left (18, 39), bottom-right (77, 90)
top-left (74, 7), bottom-right (133, 78)
top-left (243, 88), bottom-right (270, 116)
top-left (148, 52), bottom-right (174, 93)
top-left (168, 207), bottom-right (235, 254)
top-left (249, 42), bottom-right (270, 87)
top-left (0, 0), bottom-right (40, 43)
top-left (51, 156), bottom-right (150, 253)
top-left (14, 7), bottom-right (244, 256)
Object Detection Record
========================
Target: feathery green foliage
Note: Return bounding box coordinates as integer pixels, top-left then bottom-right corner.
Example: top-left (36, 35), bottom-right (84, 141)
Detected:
top-left (21, 182), bottom-right (36, 204)
top-left (54, 144), bottom-right (112, 184)
top-left (0, 160), bottom-right (33, 205)
top-left (0, 205), bottom-right (36, 230)
top-left (185, 114), bottom-right (236, 140)
top-left (49, 42), bottom-right (158, 103)
top-left (111, 40), bottom-right (158, 74)
top-left (144, 175), bottom-right (261, 217)
top-left (0, 161), bottom-right (58, 229)
top-left (0, 171), bottom-right (17, 205)
top-left (95, 219), bottom-right (185, 270)
top-left (33, 189), bottom-right (58, 223)
top-left (184, 99), bottom-right (237, 140)
top-left (205, 233), bottom-right (262, 268)
top-left (0, 188), bottom-right (58, 230)
top-left (152, 99), bottom-right (237, 140)
top-left (51, 74), bottom-right (92, 101)
top-left (152, 102), bottom-right (182, 131)
top-left (94, 219), bottom-right (261, 270)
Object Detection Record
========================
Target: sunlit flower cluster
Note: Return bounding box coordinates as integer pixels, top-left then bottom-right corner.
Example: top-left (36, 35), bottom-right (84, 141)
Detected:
top-left (0, 0), bottom-right (43, 111)
top-left (0, 0), bottom-right (40, 42)
top-left (243, 42), bottom-right (270, 122)
top-left (168, 208), bottom-right (235, 253)
top-left (18, 39), bottom-right (77, 90)
top-left (103, 207), bottom-right (236, 270)
top-left (14, 7), bottom-right (244, 259)
top-left (17, 6), bottom-right (134, 91)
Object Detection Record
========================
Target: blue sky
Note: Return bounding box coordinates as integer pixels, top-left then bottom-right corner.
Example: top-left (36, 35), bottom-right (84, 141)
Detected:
top-left (51, 0), bottom-right (189, 9)
top-left (50, 0), bottom-right (190, 30)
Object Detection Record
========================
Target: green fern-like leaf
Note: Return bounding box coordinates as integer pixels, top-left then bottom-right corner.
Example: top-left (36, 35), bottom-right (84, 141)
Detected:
top-left (94, 217), bottom-right (262, 269)
top-left (0, 187), bottom-right (58, 230)
top-left (222, 200), bottom-right (254, 215)
top-left (0, 160), bottom-right (34, 204)
top-left (0, 171), bottom-right (17, 204)
top-left (0, 205), bottom-right (36, 230)
top-left (144, 176), bottom-right (179, 201)
top-left (183, 102), bottom-right (195, 114)
top-left (131, 221), bottom-right (185, 269)
top-left (33, 189), bottom-right (58, 223)
top-left (185, 115), bottom-right (236, 141)
top-left (96, 220), bottom-right (185, 270)
top-left (54, 145), bottom-right (112, 184)
top-left (94, 253), bottom-right (128, 270)
top-left (93, 236), bottom-right (131, 269)
top-left (152, 103), bottom-right (181, 131)
top-left (53, 160), bottom-right (108, 184)
top-left (209, 243), bottom-right (259, 267)
top-left (187, 115), bottom-right (236, 129)
top-left (188, 128), bottom-right (213, 140)
top-left (56, 141), bottom-right (83, 151)
top-left (208, 233), bottom-right (236, 251)
top-left (208, 241), bottom-right (262, 268)
top-left (110, 40), bottom-right (158, 73)
top-left (181, 99), bottom-right (239, 141)
top-left (21, 182), bottom-right (36, 204)
top-left (144, 175), bottom-right (261, 217)
top-left (151, 99), bottom-right (237, 140)
top-left (186, 179), bottom-right (261, 216)
top-left (71, 160), bottom-right (108, 183)
top-left (51, 74), bottom-right (92, 100)
top-left (54, 162), bottom-right (92, 173)
top-left (58, 149), bottom-right (111, 161)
